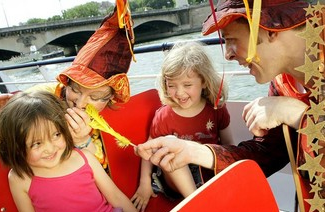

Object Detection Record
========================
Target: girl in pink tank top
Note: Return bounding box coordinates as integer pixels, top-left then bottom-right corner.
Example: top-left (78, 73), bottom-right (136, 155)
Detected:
top-left (0, 91), bottom-right (136, 212)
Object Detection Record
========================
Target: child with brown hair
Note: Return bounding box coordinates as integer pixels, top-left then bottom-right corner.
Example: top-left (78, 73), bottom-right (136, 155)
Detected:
top-left (0, 91), bottom-right (136, 212)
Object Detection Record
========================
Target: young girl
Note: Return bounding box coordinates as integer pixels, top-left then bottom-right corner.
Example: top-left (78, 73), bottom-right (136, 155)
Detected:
top-left (0, 91), bottom-right (137, 212)
top-left (132, 41), bottom-right (233, 211)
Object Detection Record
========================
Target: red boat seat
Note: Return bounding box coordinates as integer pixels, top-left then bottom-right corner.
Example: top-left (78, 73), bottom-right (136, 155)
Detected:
top-left (0, 163), bottom-right (17, 211)
top-left (171, 160), bottom-right (279, 212)
top-left (100, 89), bottom-right (181, 211)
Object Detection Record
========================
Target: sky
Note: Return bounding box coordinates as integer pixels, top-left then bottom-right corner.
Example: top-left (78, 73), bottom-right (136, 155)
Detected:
top-left (0, 0), bottom-right (115, 28)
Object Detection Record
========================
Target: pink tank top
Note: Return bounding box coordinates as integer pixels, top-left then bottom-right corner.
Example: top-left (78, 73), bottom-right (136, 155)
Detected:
top-left (28, 148), bottom-right (114, 212)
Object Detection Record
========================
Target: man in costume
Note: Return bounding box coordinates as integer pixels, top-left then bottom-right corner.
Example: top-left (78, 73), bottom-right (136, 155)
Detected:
top-left (0, 1), bottom-right (179, 211)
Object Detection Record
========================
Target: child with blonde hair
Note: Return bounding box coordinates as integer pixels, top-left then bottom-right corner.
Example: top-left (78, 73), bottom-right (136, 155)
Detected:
top-left (132, 41), bottom-right (233, 211)
top-left (0, 91), bottom-right (136, 212)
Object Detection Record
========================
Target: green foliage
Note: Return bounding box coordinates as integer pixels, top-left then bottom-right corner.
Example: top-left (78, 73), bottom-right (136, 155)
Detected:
top-left (103, 5), bottom-right (115, 15)
top-left (144, 0), bottom-right (174, 9)
top-left (129, 1), bottom-right (140, 11)
top-left (24, 1), bottom-right (113, 26)
top-left (62, 2), bottom-right (101, 19)
top-left (47, 15), bottom-right (63, 22)
top-left (26, 18), bottom-right (47, 25)
top-left (129, 0), bottom-right (174, 11)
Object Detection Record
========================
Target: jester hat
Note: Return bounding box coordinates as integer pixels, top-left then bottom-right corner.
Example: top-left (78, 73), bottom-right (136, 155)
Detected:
top-left (202, 0), bottom-right (309, 35)
top-left (57, 1), bottom-right (134, 103)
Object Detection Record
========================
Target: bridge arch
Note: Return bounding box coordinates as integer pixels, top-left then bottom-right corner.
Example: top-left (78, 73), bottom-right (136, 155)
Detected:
top-left (40, 29), bottom-right (96, 55)
top-left (134, 20), bottom-right (178, 43)
top-left (133, 13), bottom-right (179, 27)
top-left (0, 4), bottom-right (211, 60)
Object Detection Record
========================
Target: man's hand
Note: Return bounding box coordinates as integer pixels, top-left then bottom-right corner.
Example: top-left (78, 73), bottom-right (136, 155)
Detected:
top-left (243, 96), bottom-right (308, 136)
top-left (135, 136), bottom-right (191, 173)
top-left (0, 93), bottom-right (13, 110)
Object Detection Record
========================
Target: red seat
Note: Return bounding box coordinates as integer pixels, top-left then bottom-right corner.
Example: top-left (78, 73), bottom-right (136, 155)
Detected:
top-left (0, 164), bottom-right (17, 211)
top-left (171, 160), bottom-right (279, 212)
top-left (101, 89), bottom-right (180, 211)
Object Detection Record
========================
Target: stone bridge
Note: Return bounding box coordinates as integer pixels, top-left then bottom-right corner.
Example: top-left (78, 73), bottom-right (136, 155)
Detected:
top-left (0, 3), bottom-right (212, 60)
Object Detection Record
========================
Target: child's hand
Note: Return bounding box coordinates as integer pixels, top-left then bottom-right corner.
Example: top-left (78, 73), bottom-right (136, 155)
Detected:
top-left (131, 183), bottom-right (157, 212)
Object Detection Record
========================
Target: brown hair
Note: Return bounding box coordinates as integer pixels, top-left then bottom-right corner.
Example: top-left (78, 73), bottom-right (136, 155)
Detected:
top-left (0, 91), bottom-right (74, 178)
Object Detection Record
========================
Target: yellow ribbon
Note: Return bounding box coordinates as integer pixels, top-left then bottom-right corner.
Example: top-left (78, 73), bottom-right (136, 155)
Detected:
top-left (243, 0), bottom-right (261, 63)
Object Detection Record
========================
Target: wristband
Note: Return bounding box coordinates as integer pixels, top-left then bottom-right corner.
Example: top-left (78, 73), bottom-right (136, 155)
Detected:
top-left (75, 137), bottom-right (92, 149)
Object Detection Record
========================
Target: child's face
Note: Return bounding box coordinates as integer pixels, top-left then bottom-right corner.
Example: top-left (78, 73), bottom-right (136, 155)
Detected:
top-left (25, 120), bottom-right (66, 173)
top-left (65, 81), bottom-right (113, 112)
top-left (166, 70), bottom-right (205, 109)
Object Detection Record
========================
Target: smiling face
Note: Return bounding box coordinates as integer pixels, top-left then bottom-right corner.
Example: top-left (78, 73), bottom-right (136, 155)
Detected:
top-left (26, 119), bottom-right (67, 173)
top-left (65, 81), bottom-right (113, 112)
top-left (221, 19), bottom-right (287, 84)
top-left (166, 70), bottom-right (206, 111)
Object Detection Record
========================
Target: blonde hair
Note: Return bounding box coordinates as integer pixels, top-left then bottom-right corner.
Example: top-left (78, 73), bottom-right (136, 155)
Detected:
top-left (158, 41), bottom-right (228, 107)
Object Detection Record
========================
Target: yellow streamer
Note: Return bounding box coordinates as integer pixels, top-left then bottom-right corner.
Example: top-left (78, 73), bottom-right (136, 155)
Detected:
top-left (86, 104), bottom-right (135, 148)
top-left (243, 0), bottom-right (261, 63)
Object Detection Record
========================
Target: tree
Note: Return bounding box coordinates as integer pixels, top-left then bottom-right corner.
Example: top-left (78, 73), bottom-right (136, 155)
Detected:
top-left (23, 1), bottom-right (114, 26)
top-left (62, 2), bottom-right (101, 19)
top-left (47, 15), bottom-right (63, 22)
top-left (129, 0), bottom-right (140, 11)
top-left (129, 0), bottom-right (174, 11)
top-left (26, 18), bottom-right (47, 25)
top-left (143, 0), bottom-right (174, 9)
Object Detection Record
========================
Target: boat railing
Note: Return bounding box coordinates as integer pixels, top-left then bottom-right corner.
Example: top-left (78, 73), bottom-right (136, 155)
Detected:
top-left (0, 37), bottom-right (223, 71)
top-left (0, 37), bottom-right (249, 90)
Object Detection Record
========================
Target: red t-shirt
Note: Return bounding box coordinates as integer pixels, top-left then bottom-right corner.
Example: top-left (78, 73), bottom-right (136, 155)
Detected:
top-left (150, 102), bottom-right (230, 144)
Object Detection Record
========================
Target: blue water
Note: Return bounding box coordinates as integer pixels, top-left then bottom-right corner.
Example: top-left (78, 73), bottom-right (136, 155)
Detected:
top-left (3, 32), bottom-right (268, 101)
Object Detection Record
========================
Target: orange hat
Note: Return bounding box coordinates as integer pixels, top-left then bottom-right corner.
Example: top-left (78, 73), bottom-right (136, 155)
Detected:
top-left (202, 0), bottom-right (309, 36)
top-left (57, 4), bottom-right (134, 104)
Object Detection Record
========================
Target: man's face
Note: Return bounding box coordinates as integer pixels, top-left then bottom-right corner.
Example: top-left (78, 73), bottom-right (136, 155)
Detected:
top-left (220, 20), bottom-right (282, 84)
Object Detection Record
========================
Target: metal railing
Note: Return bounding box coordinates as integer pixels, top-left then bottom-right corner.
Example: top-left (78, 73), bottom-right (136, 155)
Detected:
top-left (0, 37), bottom-right (224, 71)
top-left (0, 37), bottom-right (251, 94)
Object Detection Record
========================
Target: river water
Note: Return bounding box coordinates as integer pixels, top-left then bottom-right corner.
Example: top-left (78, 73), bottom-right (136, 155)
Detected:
top-left (3, 31), bottom-right (268, 101)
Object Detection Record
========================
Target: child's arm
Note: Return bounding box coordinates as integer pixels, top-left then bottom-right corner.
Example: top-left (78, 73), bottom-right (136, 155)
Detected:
top-left (83, 150), bottom-right (137, 212)
top-left (8, 170), bottom-right (35, 212)
top-left (131, 158), bottom-right (156, 212)
top-left (219, 125), bottom-right (234, 145)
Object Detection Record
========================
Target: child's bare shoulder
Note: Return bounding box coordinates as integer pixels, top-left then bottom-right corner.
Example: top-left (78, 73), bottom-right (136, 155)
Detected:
top-left (8, 169), bottom-right (31, 190)
top-left (8, 169), bottom-right (22, 181)
top-left (80, 149), bottom-right (97, 162)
